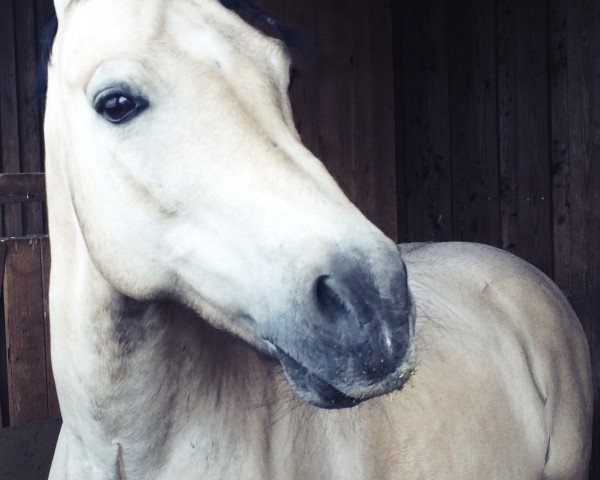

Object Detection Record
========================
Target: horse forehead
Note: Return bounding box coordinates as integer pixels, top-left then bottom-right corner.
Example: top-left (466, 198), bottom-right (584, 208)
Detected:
top-left (59, 0), bottom-right (262, 81)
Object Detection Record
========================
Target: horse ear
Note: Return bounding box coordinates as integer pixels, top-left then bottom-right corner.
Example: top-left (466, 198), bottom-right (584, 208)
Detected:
top-left (54, 0), bottom-right (72, 20)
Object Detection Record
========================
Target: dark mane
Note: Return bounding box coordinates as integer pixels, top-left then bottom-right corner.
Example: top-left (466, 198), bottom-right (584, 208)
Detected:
top-left (219, 0), bottom-right (307, 54)
top-left (37, 1), bottom-right (307, 104)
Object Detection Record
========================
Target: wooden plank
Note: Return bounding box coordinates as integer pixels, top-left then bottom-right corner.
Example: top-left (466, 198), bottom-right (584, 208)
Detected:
top-left (496, 0), bottom-right (518, 256)
top-left (0, 173), bottom-right (46, 204)
top-left (0, 242), bottom-right (7, 427)
top-left (351, 0), bottom-right (397, 241)
top-left (350, 0), bottom-right (374, 221)
top-left (392, 0), bottom-right (408, 243)
top-left (511, 0), bottom-right (551, 275)
top-left (3, 238), bottom-right (49, 426)
top-left (40, 238), bottom-right (59, 419)
top-left (0, 0), bottom-right (23, 236)
top-left (35, 0), bottom-right (56, 238)
top-left (548, 0), bottom-right (569, 296)
top-left (315, 0), bottom-right (357, 205)
top-left (496, 0), bottom-right (552, 275)
top-left (448, 0), bottom-right (500, 246)
top-left (399, 0), bottom-right (452, 243)
top-left (550, 0), bottom-right (600, 475)
top-left (14, 0), bottom-right (45, 235)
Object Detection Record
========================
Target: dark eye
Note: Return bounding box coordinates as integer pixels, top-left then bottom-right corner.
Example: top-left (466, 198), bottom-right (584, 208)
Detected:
top-left (94, 90), bottom-right (148, 124)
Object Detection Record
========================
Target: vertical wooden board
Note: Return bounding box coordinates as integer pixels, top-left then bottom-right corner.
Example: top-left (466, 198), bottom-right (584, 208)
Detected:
top-left (0, 243), bottom-right (6, 427)
top-left (548, 0), bottom-right (570, 294)
top-left (4, 238), bottom-right (49, 426)
top-left (355, 0), bottom-right (397, 241)
top-left (400, 0), bottom-right (452, 243)
top-left (512, 0), bottom-right (551, 274)
top-left (15, 0), bottom-right (45, 236)
top-left (392, 0), bottom-right (408, 243)
top-left (497, 0), bottom-right (552, 275)
top-left (38, 0), bottom-right (54, 237)
top-left (496, 0), bottom-right (518, 255)
top-left (40, 238), bottom-right (59, 419)
top-left (34, 0), bottom-right (56, 238)
top-left (0, 0), bottom-right (23, 237)
top-left (397, 0), bottom-right (424, 241)
top-left (283, 0), bottom-right (321, 158)
top-left (350, 0), bottom-right (374, 220)
top-left (560, 0), bottom-right (600, 475)
top-left (448, 0), bottom-right (501, 246)
top-left (315, 0), bottom-right (357, 205)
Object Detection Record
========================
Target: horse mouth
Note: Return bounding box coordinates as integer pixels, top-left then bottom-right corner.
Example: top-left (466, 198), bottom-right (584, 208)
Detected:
top-left (271, 345), bottom-right (360, 409)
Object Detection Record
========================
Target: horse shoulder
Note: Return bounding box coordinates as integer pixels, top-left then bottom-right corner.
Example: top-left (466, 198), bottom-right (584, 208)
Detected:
top-left (398, 241), bottom-right (592, 478)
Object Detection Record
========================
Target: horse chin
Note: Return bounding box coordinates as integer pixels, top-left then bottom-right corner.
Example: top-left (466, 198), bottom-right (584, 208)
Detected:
top-left (268, 343), bottom-right (414, 410)
top-left (273, 345), bottom-right (360, 409)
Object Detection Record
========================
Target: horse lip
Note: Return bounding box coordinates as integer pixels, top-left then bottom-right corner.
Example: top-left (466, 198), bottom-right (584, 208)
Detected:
top-left (264, 341), bottom-right (360, 409)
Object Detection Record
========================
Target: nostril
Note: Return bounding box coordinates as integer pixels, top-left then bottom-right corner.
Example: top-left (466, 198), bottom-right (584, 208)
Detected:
top-left (315, 275), bottom-right (349, 321)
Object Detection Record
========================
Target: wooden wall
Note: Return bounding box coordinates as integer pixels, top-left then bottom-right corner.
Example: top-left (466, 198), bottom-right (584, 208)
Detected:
top-left (0, 0), bottom-right (598, 476)
top-left (0, 0), bottom-right (53, 237)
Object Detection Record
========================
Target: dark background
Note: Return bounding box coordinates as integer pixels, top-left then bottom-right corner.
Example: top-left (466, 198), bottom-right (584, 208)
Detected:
top-left (0, 0), bottom-right (598, 477)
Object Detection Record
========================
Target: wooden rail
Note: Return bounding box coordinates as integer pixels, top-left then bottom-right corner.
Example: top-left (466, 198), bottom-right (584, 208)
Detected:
top-left (0, 174), bottom-right (46, 204)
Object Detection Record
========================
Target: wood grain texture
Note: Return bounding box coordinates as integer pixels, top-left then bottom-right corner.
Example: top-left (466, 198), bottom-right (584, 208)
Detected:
top-left (398, 0), bottom-right (452, 242)
top-left (355, 0), bottom-right (397, 241)
top-left (550, 0), bottom-right (600, 475)
top-left (14, 0), bottom-right (44, 236)
top-left (40, 238), bottom-right (59, 419)
top-left (392, 0), bottom-right (408, 243)
top-left (448, 0), bottom-right (500, 246)
top-left (496, 0), bottom-right (552, 276)
top-left (0, 173), bottom-right (46, 204)
top-left (0, 242), bottom-right (6, 427)
top-left (0, 0), bottom-right (23, 237)
top-left (315, 0), bottom-right (357, 206)
top-left (3, 238), bottom-right (48, 427)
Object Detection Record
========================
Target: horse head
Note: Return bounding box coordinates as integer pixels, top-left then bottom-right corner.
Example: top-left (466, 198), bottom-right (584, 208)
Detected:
top-left (45, 0), bottom-right (415, 409)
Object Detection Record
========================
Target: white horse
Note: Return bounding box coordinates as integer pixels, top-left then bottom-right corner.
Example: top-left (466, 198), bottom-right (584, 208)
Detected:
top-left (44, 0), bottom-right (592, 478)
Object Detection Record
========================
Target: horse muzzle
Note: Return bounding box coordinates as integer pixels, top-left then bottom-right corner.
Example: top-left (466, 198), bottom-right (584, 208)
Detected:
top-left (263, 249), bottom-right (416, 409)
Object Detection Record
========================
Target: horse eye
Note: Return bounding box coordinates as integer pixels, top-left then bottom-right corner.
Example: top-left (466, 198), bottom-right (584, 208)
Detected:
top-left (94, 90), bottom-right (148, 124)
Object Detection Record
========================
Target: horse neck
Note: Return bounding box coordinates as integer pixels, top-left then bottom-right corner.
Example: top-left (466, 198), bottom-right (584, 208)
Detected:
top-left (48, 213), bottom-right (280, 475)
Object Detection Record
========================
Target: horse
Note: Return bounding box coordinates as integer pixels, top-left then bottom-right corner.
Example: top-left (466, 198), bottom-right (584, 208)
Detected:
top-left (43, 0), bottom-right (592, 478)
